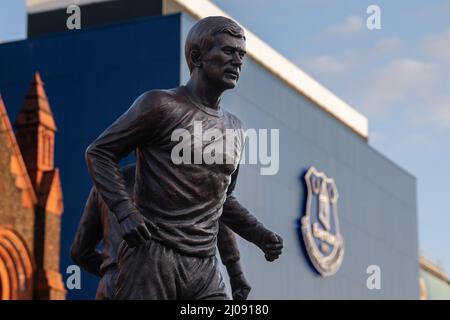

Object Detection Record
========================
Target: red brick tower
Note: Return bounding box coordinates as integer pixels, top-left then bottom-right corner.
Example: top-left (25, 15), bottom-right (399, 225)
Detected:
top-left (15, 72), bottom-right (66, 299)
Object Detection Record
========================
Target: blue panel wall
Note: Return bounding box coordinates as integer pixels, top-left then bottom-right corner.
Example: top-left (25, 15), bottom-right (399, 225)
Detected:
top-left (179, 13), bottom-right (419, 299)
top-left (0, 14), bottom-right (181, 299)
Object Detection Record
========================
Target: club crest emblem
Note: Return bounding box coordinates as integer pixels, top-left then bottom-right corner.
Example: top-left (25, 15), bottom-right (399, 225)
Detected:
top-left (301, 166), bottom-right (344, 276)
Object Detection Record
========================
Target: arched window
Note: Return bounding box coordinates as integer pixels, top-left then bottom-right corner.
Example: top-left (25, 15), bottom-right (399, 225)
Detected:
top-left (0, 227), bottom-right (34, 300)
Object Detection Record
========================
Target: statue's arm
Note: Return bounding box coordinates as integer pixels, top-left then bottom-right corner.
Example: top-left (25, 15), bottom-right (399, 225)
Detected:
top-left (70, 187), bottom-right (103, 276)
top-left (85, 91), bottom-right (163, 246)
top-left (221, 165), bottom-right (283, 262)
top-left (220, 166), bottom-right (267, 244)
top-left (217, 221), bottom-right (241, 268)
top-left (86, 92), bottom-right (156, 222)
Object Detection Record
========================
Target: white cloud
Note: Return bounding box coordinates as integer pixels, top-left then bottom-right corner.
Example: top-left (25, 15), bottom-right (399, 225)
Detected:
top-left (296, 25), bottom-right (450, 133)
top-left (353, 57), bottom-right (450, 132)
top-left (305, 55), bottom-right (347, 76)
top-left (422, 28), bottom-right (450, 62)
top-left (359, 59), bottom-right (440, 116)
top-left (326, 16), bottom-right (365, 36)
top-left (375, 37), bottom-right (403, 54)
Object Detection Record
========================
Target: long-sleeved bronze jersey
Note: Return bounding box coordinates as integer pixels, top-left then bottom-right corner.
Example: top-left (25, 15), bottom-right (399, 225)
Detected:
top-left (86, 86), bottom-right (267, 257)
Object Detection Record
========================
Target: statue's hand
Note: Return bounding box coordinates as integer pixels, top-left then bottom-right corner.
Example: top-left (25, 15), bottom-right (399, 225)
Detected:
top-left (230, 273), bottom-right (251, 300)
top-left (119, 213), bottom-right (152, 248)
top-left (260, 232), bottom-right (283, 262)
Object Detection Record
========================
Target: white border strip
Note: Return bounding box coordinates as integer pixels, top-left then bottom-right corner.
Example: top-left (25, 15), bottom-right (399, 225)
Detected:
top-left (163, 0), bottom-right (368, 138)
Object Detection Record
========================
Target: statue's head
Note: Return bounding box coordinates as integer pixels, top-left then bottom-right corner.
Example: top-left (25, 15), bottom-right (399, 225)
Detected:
top-left (185, 16), bottom-right (246, 90)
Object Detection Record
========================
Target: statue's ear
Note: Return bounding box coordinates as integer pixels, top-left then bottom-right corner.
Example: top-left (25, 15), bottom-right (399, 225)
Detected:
top-left (190, 49), bottom-right (203, 69)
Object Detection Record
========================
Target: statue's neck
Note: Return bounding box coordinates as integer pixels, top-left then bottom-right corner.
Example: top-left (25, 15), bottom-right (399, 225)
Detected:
top-left (185, 78), bottom-right (223, 110)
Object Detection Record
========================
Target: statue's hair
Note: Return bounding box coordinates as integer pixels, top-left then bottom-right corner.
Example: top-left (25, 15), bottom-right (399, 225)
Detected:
top-left (185, 16), bottom-right (245, 73)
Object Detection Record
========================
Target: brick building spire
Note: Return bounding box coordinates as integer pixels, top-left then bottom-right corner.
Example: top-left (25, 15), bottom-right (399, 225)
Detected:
top-left (15, 72), bottom-right (57, 192)
top-left (14, 72), bottom-right (65, 299)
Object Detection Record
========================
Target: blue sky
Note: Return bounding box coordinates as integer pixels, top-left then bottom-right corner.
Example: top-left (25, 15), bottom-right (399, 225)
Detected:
top-left (0, 0), bottom-right (25, 43)
top-left (1, 1), bottom-right (449, 273)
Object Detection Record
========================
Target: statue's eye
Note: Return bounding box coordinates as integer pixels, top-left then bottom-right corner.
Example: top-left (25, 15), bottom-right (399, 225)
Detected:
top-left (223, 48), bottom-right (233, 55)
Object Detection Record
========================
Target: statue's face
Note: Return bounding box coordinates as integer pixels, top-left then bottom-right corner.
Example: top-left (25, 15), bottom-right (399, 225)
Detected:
top-left (200, 32), bottom-right (246, 90)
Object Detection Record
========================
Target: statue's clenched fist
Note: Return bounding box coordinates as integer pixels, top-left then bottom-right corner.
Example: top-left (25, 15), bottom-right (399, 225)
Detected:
top-left (119, 213), bottom-right (157, 247)
top-left (260, 232), bottom-right (283, 262)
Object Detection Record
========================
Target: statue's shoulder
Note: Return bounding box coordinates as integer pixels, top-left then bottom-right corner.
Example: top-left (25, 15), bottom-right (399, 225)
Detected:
top-left (138, 88), bottom-right (179, 108)
top-left (223, 109), bottom-right (245, 130)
